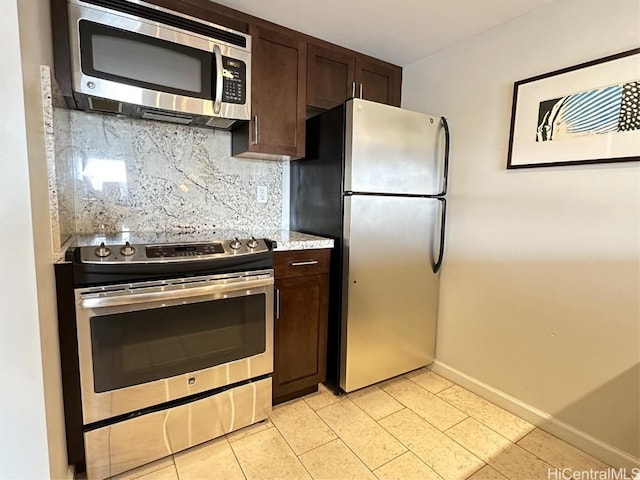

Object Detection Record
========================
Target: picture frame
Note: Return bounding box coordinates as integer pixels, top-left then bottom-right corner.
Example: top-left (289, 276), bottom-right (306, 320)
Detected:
top-left (507, 48), bottom-right (640, 169)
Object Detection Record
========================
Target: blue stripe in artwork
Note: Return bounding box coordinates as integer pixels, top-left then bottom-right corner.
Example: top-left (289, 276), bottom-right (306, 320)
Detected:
top-left (561, 87), bottom-right (622, 123)
top-left (568, 101), bottom-right (620, 122)
top-left (557, 85), bottom-right (624, 136)
top-left (566, 114), bottom-right (619, 133)
top-left (562, 95), bottom-right (620, 123)
top-left (566, 105), bottom-right (621, 130)
top-left (563, 88), bottom-right (601, 107)
top-left (562, 89), bottom-right (616, 114)
top-left (562, 102), bottom-right (620, 127)
top-left (562, 86), bottom-right (621, 112)
top-left (563, 84), bottom-right (621, 107)
top-left (563, 91), bottom-right (621, 115)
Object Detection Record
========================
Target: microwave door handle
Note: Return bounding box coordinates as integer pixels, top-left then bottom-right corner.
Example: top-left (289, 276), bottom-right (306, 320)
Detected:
top-left (213, 44), bottom-right (223, 115)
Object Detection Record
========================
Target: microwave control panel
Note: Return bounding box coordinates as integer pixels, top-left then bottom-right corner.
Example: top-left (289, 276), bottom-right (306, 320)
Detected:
top-left (221, 57), bottom-right (246, 104)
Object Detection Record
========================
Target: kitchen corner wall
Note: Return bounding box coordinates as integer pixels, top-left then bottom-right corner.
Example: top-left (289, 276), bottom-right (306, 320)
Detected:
top-left (402, 0), bottom-right (639, 467)
top-left (48, 91), bottom-right (284, 243)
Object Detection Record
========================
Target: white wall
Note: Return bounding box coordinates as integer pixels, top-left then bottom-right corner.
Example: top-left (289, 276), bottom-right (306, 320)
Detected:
top-left (16, 0), bottom-right (70, 477)
top-left (0, 0), bottom-right (52, 478)
top-left (0, 1), bottom-right (69, 479)
top-left (402, 0), bottom-right (640, 466)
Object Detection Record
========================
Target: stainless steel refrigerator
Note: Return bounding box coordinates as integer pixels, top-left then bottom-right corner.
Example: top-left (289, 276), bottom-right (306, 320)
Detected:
top-left (290, 98), bottom-right (450, 393)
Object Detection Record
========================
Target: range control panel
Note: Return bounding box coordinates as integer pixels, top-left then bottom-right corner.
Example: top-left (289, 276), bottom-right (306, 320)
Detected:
top-left (78, 238), bottom-right (270, 264)
top-left (146, 243), bottom-right (225, 258)
top-left (221, 57), bottom-right (246, 104)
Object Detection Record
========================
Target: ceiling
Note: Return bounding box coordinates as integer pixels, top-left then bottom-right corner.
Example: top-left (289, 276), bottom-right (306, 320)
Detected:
top-left (213, 0), bottom-right (556, 66)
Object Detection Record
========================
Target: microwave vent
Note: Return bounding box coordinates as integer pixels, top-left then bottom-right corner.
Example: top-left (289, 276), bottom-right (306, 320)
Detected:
top-left (88, 97), bottom-right (122, 114)
top-left (205, 117), bottom-right (236, 130)
top-left (141, 110), bottom-right (193, 125)
top-left (80, 0), bottom-right (247, 48)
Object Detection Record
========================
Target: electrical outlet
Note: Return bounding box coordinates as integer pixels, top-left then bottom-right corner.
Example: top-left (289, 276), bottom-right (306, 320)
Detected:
top-left (257, 186), bottom-right (267, 203)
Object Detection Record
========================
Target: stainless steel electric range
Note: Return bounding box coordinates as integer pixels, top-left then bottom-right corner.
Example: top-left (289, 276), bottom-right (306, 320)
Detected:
top-left (55, 232), bottom-right (276, 480)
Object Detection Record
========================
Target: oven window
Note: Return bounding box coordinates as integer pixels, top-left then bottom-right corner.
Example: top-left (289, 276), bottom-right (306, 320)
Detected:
top-left (89, 295), bottom-right (266, 393)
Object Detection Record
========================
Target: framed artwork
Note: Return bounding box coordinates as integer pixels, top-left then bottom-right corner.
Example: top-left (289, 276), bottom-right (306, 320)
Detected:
top-left (507, 48), bottom-right (640, 169)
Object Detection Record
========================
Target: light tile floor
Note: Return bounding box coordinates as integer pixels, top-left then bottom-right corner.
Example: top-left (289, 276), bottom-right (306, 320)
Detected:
top-left (104, 368), bottom-right (610, 480)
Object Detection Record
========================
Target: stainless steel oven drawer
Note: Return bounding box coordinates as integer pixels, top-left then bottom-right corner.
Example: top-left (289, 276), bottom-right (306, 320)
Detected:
top-left (84, 377), bottom-right (271, 480)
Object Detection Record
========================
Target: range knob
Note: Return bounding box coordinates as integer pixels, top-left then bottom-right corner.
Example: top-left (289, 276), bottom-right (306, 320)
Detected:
top-left (229, 237), bottom-right (242, 250)
top-left (120, 241), bottom-right (136, 256)
top-left (247, 236), bottom-right (259, 249)
top-left (95, 242), bottom-right (111, 258)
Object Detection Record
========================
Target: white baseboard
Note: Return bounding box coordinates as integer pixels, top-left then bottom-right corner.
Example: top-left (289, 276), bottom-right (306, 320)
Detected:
top-left (432, 361), bottom-right (640, 471)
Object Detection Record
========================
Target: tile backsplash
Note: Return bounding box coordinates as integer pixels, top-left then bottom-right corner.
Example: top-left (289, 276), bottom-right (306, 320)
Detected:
top-left (44, 65), bottom-right (284, 249)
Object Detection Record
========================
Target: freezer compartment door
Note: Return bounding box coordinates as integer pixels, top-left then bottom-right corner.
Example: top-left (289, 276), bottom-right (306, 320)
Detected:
top-left (340, 195), bottom-right (441, 392)
top-left (345, 99), bottom-right (446, 196)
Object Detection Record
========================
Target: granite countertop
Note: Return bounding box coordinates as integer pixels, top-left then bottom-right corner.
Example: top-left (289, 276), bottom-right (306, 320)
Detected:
top-left (55, 230), bottom-right (334, 262)
top-left (267, 231), bottom-right (334, 251)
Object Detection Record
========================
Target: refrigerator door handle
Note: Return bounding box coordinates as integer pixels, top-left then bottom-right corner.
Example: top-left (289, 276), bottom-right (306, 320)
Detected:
top-left (433, 198), bottom-right (447, 274)
top-left (436, 116), bottom-right (450, 196)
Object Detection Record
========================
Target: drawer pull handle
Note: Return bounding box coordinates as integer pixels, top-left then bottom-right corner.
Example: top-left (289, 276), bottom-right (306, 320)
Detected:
top-left (290, 260), bottom-right (319, 266)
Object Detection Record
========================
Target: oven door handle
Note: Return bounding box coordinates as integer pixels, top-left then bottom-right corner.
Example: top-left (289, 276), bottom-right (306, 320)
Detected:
top-left (80, 277), bottom-right (273, 309)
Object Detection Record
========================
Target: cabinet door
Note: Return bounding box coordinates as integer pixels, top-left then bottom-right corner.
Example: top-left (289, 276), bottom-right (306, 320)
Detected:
top-left (355, 57), bottom-right (402, 107)
top-left (273, 274), bottom-right (328, 403)
top-left (234, 25), bottom-right (306, 160)
top-left (307, 43), bottom-right (356, 110)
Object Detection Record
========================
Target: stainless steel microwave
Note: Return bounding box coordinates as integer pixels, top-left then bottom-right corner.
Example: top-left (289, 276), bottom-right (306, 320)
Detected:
top-left (67, 0), bottom-right (251, 129)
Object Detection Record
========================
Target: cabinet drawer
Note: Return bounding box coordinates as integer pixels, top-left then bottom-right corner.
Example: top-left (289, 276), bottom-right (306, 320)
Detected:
top-left (274, 249), bottom-right (330, 278)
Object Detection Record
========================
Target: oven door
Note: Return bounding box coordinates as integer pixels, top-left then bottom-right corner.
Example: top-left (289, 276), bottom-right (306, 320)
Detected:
top-left (75, 270), bottom-right (273, 425)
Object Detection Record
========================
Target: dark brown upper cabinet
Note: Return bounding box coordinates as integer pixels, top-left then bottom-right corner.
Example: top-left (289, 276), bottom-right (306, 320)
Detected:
top-left (355, 56), bottom-right (402, 107)
top-left (307, 40), bottom-right (402, 112)
top-left (232, 24), bottom-right (307, 160)
top-left (307, 43), bottom-right (356, 110)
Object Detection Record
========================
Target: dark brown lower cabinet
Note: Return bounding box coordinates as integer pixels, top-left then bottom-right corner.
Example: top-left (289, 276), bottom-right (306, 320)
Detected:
top-left (273, 249), bottom-right (330, 404)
